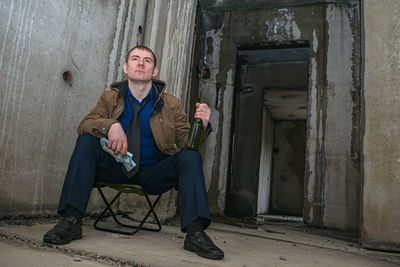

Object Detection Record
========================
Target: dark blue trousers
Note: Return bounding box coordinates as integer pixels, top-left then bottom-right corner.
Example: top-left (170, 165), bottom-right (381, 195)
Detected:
top-left (57, 134), bottom-right (211, 232)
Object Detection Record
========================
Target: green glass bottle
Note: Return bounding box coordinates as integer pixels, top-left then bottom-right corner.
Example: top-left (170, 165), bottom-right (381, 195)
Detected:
top-left (186, 118), bottom-right (204, 151)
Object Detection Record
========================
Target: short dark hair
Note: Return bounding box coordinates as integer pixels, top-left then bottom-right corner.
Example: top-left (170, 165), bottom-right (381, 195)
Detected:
top-left (125, 45), bottom-right (157, 66)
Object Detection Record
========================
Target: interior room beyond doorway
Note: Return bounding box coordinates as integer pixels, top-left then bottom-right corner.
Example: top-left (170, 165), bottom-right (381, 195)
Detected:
top-left (228, 43), bottom-right (309, 222)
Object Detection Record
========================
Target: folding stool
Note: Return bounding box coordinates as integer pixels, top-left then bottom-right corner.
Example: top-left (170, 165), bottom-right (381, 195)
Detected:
top-left (93, 181), bottom-right (163, 235)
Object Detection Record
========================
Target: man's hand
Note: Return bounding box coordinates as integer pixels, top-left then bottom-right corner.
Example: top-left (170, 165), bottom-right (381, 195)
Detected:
top-left (107, 123), bottom-right (128, 156)
top-left (194, 102), bottom-right (211, 128)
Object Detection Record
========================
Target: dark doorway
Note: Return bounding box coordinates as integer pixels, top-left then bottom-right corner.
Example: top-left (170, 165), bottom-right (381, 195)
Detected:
top-left (227, 42), bottom-right (309, 218)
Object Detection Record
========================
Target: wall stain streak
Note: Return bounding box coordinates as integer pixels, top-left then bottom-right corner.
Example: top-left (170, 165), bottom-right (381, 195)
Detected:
top-left (1, 1), bottom-right (35, 200)
top-left (106, 0), bottom-right (127, 88)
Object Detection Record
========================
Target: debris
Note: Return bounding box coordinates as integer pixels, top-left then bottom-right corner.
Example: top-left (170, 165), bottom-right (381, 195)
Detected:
top-left (279, 256), bottom-right (287, 261)
top-left (73, 257), bottom-right (81, 262)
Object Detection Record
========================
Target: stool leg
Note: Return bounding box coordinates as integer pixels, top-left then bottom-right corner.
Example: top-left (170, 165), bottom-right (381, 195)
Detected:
top-left (115, 193), bottom-right (163, 232)
top-left (94, 188), bottom-right (123, 233)
top-left (140, 193), bottom-right (162, 232)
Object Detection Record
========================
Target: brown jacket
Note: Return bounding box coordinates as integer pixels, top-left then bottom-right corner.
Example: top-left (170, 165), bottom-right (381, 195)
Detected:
top-left (77, 80), bottom-right (209, 156)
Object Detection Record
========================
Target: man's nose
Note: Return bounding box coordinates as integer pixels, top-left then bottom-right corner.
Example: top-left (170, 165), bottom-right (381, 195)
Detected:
top-left (138, 58), bottom-right (144, 66)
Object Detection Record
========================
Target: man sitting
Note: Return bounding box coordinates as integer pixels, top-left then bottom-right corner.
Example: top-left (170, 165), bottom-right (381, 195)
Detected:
top-left (43, 45), bottom-right (224, 260)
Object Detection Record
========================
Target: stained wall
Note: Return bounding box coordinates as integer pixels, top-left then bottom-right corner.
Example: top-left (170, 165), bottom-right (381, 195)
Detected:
top-left (196, 1), bottom-right (361, 230)
top-left (361, 0), bottom-right (400, 251)
top-left (0, 0), bottom-right (197, 219)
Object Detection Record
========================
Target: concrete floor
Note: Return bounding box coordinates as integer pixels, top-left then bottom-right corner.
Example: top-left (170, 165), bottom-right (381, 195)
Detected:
top-left (0, 218), bottom-right (399, 267)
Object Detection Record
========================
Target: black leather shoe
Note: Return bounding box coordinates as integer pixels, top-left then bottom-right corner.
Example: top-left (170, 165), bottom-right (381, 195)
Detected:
top-left (43, 217), bottom-right (82, 245)
top-left (184, 230), bottom-right (224, 259)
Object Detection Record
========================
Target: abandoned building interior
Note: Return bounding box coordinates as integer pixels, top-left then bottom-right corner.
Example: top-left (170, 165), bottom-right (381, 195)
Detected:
top-left (0, 0), bottom-right (399, 254)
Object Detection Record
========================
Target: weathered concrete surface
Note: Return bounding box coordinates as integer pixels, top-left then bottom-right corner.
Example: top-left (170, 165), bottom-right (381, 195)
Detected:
top-left (106, 0), bottom-right (147, 86)
top-left (197, 2), bottom-right (361, 231)
top-left (0, 0), bottom-right (133, 216)
top-left (324, 3), bottom-right (361, 230)
top-left (144, 0), bottom-right (197, 101)
top-left (1, 220), bottom-right (399, 267)
top-left (0, 240), bottom-right (107, 267)
top-left (0, 0), bottom-right (198, 223)
top-left (361, 0), bottom-right (400, 251)
top-left (199, 0), bottom-right (357, 11)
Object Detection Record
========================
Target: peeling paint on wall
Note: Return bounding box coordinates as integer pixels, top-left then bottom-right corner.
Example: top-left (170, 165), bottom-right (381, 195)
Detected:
top-left (217, 68), bottom-right (234, 211)
top-left (305, 29), bottom-right (319, 224)
top-left (199, 25), bottom-right (224, 192)
top-left (324, 4), bottom-right (360, 230)
top-left (265, 8), bottom-right (301, 40)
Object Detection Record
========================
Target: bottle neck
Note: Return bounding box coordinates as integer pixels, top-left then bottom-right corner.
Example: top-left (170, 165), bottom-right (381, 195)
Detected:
top-left (195, 118), bottom-right (203, 123)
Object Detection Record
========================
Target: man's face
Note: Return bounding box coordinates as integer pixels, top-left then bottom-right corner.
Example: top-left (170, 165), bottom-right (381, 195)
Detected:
top-left (123, 48), bottom-right (158, 83)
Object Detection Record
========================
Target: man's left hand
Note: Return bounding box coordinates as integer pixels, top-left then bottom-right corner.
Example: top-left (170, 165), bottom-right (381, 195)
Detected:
top-left (194, 102), bottom-right (211, 128)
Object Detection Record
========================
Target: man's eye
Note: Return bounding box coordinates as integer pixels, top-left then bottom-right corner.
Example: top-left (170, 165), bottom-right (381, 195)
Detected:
top-left (145, 59), bottom-right (151, 63)
top-left (132, 57), bottom-right (139, 61)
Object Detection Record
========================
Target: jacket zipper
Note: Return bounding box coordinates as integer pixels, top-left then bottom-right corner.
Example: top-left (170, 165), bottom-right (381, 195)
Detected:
top-left (151, 92), bottom-right (162, 115)
top-left (112, 92), bottom-right (124, 119)
top-left (150, 81), bottom-right (165, 115)
top-left (112, 105), bottom-right (124, 119)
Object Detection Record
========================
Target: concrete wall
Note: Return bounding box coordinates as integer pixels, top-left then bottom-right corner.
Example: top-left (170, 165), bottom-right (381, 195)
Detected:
top-left (144, 0), bottom-right (197, 101)
top-left (0, 0), bottom-right (128, 216)
top-left (197, 2), bottom-right (361, 230)
top-left (361, 0), bottom-right (400, 251)
top-left (0, 0), bottom-right (197, 219)
top-left (323, 3), bottom-right (361, 230)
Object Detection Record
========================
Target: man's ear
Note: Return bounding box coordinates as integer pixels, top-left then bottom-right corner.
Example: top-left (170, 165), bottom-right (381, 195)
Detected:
top-left (152, 66), bottom-right (159, 77)
top-left (123, 62), bottom-right (128, 74)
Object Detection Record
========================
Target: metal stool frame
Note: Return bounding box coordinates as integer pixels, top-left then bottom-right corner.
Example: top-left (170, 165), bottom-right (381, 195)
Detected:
top-left (94, 181), bottom-right (162, 235)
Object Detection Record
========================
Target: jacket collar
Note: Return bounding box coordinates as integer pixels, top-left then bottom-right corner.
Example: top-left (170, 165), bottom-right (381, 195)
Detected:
top-left (111, 79), bottom-right (166, 113)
